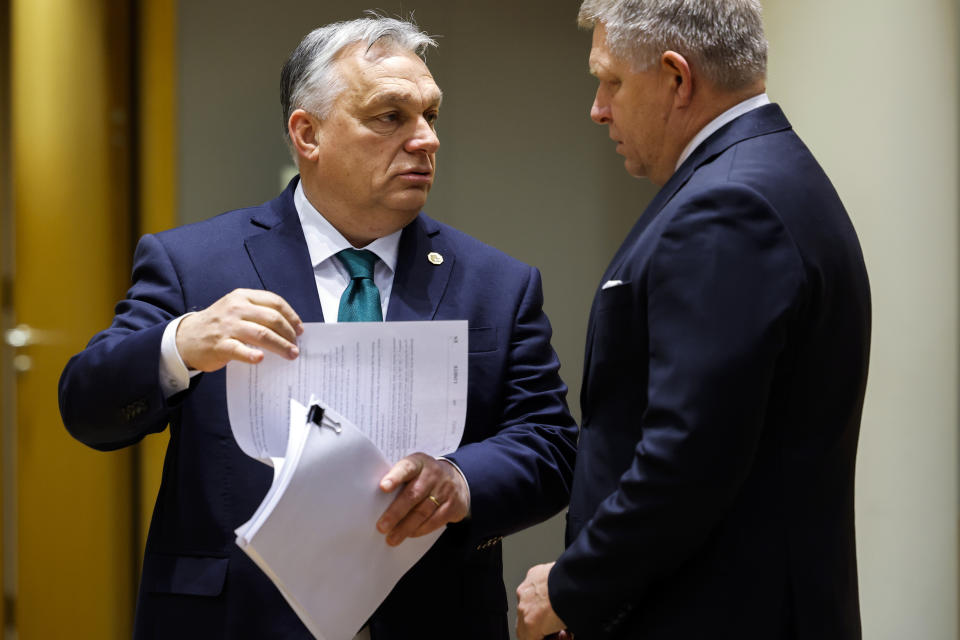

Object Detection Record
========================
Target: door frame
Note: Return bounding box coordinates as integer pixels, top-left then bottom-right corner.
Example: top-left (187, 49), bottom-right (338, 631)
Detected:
top-left (1, 0), bottom-right (15, 634)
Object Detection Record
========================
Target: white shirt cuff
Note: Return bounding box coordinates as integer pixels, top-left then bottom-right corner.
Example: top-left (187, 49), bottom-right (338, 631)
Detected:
top-left (438, 456), bottom-right (471, 517)
top-left (159, 313), bottom-right (199, 398)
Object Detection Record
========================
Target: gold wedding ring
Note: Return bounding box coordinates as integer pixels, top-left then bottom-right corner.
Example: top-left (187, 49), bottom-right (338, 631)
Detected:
top-left (428, 495), bottom-right (441, 508)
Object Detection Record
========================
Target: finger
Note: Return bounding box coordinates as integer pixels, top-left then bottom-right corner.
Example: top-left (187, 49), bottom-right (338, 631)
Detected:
top-left (241, 289), bottom-right (304, 335)
top-left (239, 303), bottom-right (301, 345)
top-left (409, 499), bottom-right (451, 538)
top-left (379, 455), bottom-right (425, 493)
top-left (408, 479), bottom-right (459, 537)
top-left (377, 462), bottom-right (435, 535)
top-left (516, 618), bottom-right (531, 640)
top-left (233, 320), bottom-right (300, 359)
top-left (223, 338), bottom-right (264, 366)
top-left (385, 495), bottom-right (439, 545)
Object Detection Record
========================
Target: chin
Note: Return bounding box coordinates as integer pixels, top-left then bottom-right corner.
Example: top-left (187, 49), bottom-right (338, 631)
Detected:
top-left (624, 160), bottom-right (647, 180)
top-left (388, 191), bottom-right (430, 214)
top-left (379, 207), bottom-right (422, 233)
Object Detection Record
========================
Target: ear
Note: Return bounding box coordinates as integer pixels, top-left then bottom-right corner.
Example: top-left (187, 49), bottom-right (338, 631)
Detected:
top-left (288, 109), bottom-right (322, 162)
top-left (661, 51), bottom-right (693, 107)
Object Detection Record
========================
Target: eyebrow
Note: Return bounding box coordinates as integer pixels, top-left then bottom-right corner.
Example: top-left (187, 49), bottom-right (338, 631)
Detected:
top-left (365, 89), bottom-right (444, 110)
top-left (588, 57), bottom-right (605, 77)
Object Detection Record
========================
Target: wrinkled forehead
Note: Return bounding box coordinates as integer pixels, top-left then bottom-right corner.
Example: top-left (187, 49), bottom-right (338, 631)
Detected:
top-left (588, 25), bottom-right (615, 74)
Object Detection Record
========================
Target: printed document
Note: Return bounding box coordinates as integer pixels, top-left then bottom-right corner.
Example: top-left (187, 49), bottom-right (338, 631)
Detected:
top-left (226, 321), bottom-right (468, 639)
top-left (226, 320), bottom-right (468, 464)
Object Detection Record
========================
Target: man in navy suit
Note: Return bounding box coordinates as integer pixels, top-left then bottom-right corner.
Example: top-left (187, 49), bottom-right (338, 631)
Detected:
top-left (517, 1), bottom-right (870, 638)
top-left (59, 16), bottom-right (577, 639)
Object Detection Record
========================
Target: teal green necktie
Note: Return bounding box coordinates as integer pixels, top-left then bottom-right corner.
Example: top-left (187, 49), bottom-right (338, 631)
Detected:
top-left (336, 249), bottom-right (383, 322)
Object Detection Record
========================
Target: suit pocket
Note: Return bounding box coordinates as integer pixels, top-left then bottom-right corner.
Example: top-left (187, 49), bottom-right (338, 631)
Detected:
top-left (142, 553), bottom-right (229, 596)
top-left (594, 280), bottom-right (634, 312)
top-left (468, 327), bottom-right (498, 353)
top-left (590, 281), bottom-right (642, 366)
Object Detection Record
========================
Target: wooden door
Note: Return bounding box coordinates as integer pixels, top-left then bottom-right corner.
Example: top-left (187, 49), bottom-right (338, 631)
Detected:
top-left (5, 0), bottom-right (135, 636)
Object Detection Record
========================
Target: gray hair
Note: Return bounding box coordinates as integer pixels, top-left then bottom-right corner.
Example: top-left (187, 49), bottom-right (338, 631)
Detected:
top-left (280, 14), bottom-right (437, 138)
top-left (578, 0), bottom-right (767, 90)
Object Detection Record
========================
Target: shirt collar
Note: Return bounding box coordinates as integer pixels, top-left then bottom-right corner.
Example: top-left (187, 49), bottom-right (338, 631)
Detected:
top-left (294, 180), bottom-right (401, 273)
top-left (675, 93), bottom-right (771, 170)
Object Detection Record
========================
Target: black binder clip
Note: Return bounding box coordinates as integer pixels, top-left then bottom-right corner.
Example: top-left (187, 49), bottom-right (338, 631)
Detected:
top-left (307, 403), bottom-right (342, 433)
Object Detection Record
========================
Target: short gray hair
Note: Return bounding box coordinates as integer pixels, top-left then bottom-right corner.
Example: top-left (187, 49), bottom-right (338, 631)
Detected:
top-left (280, 14), bottom-right (437, 137)
top-left (578, 0), bottom-right (767, 90)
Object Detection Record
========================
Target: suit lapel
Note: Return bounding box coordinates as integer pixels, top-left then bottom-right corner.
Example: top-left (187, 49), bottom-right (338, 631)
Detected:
top-left (582, 162), bottom-right (694, 406)
top-left (600, 105), bottom-right (792, 283)
top-left (386, 214), bottom-right (453, 321)
top-left (243, 180), bottom-right (325, 323)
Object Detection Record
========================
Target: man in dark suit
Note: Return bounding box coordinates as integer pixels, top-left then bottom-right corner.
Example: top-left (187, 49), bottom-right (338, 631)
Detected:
top-left (517, 1), bottom-right (870, 638)
top-left (59, 16), bottom-right (577, 640)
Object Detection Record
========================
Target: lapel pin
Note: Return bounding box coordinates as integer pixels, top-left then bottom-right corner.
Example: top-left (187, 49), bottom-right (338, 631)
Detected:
top-left (427, 251), bottom-right (443, 265)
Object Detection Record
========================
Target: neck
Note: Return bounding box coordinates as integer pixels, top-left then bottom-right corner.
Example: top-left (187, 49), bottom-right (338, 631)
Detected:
top-left (294, 175), bottom-right (369, 247)
top-left (654, 82), bottom-right (766, 185)
top-left (297, 171), bottom-right (416, 248)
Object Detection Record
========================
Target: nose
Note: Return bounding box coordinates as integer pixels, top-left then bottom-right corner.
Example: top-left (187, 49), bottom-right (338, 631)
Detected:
top-left (590, 92), bottom-right (611, 125)
top-left (406, 116), bottom-right (440, 154)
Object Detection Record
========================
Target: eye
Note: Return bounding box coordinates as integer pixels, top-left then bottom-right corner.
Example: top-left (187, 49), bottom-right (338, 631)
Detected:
top-left (377, 112), bottom-right (400, 124)
top-left (424, 111), bottom-right (439, 126)
top-left (596, 78), bottom-right (621, 99)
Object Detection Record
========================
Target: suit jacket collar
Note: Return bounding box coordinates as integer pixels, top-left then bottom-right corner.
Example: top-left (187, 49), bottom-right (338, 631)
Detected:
top-left (243, 176), bottom-right (452, 323)
top-left (601, 103), bottom-right (792, 283)
top-left (244, 177), bottom-right (325, 322)
top-left (664, 102), bottom-right (791, 209)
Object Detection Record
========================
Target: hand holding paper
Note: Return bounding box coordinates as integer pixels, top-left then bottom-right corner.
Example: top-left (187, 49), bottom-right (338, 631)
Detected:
top-left (226, 321), bottom-right (467, 464)
top-left (226, 321), bottom-right (469, 639)
top-left (178, 288), bottom-right (304, 370)
top-left (377, 453), bottom-right (470, 546)
top-left (235, 399), bottom-right (444, 640)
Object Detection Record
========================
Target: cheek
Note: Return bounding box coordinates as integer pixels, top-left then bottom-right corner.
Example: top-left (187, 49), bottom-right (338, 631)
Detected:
top-left (346, 144), bottom-right (388, 176)
top-left (615, 114), bottom-right (642, 148)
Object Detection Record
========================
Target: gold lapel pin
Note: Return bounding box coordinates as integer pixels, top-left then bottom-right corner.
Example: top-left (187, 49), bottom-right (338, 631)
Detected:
top-left (427, 251), bottom-right (444, 265)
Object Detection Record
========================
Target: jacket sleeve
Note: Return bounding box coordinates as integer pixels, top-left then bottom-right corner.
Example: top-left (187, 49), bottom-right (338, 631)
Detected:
top-left (443, 265), bottom-right (578, 545)
top-left (59, 233), bottom-right (191, 451)
top-left (548, 185), bottom-right (806, 635)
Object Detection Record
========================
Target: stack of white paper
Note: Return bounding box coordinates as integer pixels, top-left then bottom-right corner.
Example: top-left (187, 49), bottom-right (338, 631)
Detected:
top-left (236, 399), bottom-right (443, 640)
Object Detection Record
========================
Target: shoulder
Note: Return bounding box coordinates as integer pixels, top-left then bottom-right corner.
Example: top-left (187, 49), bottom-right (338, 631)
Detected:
top-left (694, 121), bottom-right (826, 201)
top-left (145, 189), bottom-right (290, 262)
top-left (153, 205), bottom-right (265, 245)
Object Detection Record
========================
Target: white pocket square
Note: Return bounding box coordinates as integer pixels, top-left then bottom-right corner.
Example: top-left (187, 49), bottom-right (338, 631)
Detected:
top-left (601, 279), bottom-right (625, 290)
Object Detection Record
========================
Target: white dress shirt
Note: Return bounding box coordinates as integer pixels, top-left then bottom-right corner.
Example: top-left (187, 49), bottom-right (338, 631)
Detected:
top-left (294, 181), bottom-right (402, 323)
top-left (675, 93), bottom-right (771, 170)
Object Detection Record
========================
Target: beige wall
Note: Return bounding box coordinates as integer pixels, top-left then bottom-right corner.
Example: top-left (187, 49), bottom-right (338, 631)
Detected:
top-left (177, 1), bottom-right (959, 637)
top-left (764, 1), bottom-right (960, 637)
